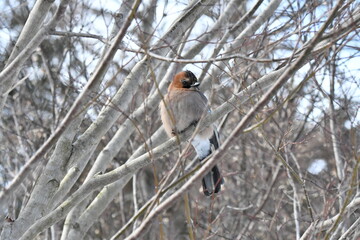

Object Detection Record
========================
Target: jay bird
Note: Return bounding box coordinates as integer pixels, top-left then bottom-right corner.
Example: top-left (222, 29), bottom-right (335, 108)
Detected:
top-left (159, 70), bottom-right (224, 196)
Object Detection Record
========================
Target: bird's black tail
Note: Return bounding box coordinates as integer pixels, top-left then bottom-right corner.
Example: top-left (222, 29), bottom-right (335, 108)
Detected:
top-left (202, 164), bottom-right (224, 196)
top-left (201, 130), bottom-right (224, 196)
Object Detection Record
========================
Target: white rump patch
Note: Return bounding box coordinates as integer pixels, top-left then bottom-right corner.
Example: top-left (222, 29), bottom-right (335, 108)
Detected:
top-left (191, 135), bottom-right (211, 159)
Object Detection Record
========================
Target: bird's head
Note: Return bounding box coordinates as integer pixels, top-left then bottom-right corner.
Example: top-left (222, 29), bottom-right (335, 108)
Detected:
top-left (169, 70), bottom-right (200, 90)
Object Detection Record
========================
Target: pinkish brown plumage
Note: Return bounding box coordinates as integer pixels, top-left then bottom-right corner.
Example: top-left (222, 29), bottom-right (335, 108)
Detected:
top-left (159, 70), bottom-right (224, 196)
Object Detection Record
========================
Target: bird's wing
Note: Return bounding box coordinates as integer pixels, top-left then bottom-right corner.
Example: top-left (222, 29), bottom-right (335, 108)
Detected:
top-left (209, 129), bottom-right (220, 150)
top-left (168, 90), bottom-right (208, 133)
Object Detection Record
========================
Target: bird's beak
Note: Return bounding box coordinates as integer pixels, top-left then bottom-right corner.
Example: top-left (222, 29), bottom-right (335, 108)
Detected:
top-left (191, 82), bottom-right (200, 87)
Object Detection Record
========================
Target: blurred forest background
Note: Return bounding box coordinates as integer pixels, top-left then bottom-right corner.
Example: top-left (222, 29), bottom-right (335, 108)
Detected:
top-left (0, 0), bottom-right (359, 239)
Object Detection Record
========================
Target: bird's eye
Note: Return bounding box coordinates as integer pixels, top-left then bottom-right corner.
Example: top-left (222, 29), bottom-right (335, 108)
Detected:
top-left (181, 79), bottom-right (191, 88)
